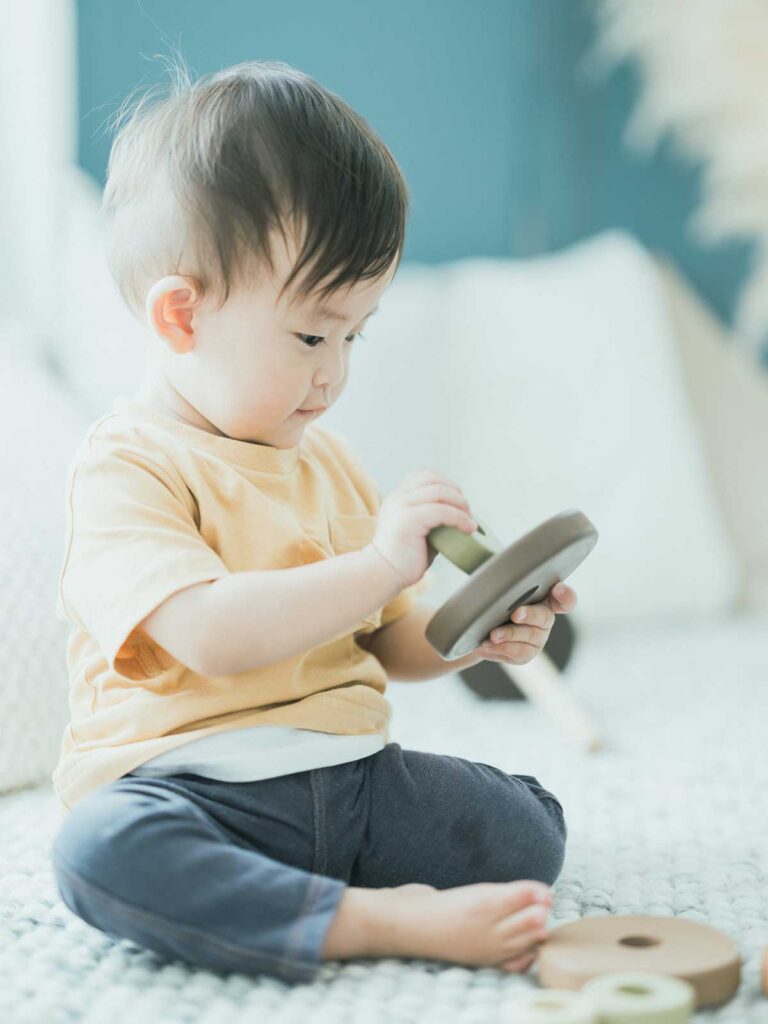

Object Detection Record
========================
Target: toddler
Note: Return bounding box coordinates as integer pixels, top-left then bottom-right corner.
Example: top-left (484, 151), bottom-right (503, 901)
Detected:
top-left (51, 57), bottom-right (576, 984)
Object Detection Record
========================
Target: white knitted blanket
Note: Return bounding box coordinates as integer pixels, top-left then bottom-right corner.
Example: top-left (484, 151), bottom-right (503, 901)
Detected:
top-left (2, 613), bottom-right (767, 1023)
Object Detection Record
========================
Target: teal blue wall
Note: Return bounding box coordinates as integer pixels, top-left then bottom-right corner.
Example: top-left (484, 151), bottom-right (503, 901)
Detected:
top-left (77, 0), bottom-right (758, 357)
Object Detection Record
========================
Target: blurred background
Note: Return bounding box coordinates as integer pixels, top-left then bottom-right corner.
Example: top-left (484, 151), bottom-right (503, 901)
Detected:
top-left (73, 0), bottom-right (755, 331)
top-left (4, 0), bottom-right (768, 354)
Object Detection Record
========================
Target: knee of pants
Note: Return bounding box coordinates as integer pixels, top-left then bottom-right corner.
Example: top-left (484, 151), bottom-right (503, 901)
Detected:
top-left (497, 783), bottom-right (568, 888)
top-left (531, 796), bottom-right (567, 886)
top-left (52, 780), bottom-right (187, 897)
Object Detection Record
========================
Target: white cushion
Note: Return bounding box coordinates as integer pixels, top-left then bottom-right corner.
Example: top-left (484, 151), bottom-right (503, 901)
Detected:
top-left (656, 257), bottom-right (768, 616)
top-left (0, 322), bottom-right (91, 793)
top-left (327, 231), bottom-right (743, 626)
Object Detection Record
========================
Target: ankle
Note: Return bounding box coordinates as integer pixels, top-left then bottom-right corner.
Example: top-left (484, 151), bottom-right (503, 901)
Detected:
top-left (320, 887), bottom-right (389, 960)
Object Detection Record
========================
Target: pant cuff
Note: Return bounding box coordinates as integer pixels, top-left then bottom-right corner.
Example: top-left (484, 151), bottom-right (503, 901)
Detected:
top-left (281, 873), bottom-right (348, 981)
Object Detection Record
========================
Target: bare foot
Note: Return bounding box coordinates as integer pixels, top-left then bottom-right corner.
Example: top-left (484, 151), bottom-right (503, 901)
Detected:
top-left (321, 879), bottom-right (553, 971)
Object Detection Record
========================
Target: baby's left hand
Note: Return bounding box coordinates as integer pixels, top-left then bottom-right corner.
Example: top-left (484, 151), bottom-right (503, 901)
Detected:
top-left (477, 582), bottom-right (578, 665)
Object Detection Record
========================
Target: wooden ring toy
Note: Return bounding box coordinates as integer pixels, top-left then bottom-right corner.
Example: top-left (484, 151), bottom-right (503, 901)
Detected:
top-left (507, 988), bottom-right (598, 1022)
top-left (537, 914), bottom-right (741, 1009)
top-left (425, 508), bottom-right (598, 659)
top-left (761, 946), bottom-right (768, 997)
top-left (581, 971), bottom-right (694, 1022)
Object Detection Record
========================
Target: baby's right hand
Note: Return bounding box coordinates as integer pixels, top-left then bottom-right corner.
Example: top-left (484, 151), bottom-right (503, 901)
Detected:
top-left (369, 469), bottom-right (478, 588)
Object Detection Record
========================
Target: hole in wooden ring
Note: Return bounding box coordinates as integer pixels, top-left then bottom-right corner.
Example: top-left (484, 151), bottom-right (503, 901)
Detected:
top-left (507, 585), bottom-right (539, 614)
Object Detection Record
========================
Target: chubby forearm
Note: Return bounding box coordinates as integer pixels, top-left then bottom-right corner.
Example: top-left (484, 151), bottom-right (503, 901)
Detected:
top-left (360, 602), bottom-right (485, 681)
top-left (202, 545), bottom-right (403, 676)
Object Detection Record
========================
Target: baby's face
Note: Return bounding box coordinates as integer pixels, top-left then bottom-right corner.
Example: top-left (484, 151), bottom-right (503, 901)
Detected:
top-left (146, 228), bottom-right (396, 447)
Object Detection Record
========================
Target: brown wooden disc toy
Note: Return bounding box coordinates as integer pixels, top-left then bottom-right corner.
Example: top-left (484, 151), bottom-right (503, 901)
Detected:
top-left (537, 914), bottom-right (741, 1009)
top-left (423, 507), bottom-right (603, 751)
top-left (425, 508), bottom-right (598, 660)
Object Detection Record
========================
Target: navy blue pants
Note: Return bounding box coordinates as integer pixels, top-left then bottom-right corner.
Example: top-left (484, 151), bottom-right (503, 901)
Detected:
top-left (51, 742), bottom-right (567, 984)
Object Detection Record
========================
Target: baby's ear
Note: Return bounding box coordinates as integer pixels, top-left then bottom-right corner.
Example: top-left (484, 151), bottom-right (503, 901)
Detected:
top-left (145, 274), bottom-right (204, 352)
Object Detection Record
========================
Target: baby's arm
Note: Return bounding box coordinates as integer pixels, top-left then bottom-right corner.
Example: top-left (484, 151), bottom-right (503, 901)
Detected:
top-left (139, 544), bottom-right (402, 676)
top-left (358, 603), bottom-right (485, 681)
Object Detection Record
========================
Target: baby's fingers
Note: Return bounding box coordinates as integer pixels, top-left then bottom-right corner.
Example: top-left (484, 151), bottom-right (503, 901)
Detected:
top-left (544, 582), bottom-right (577, 614)
top-left (479, 640), bottom-right (541, 665)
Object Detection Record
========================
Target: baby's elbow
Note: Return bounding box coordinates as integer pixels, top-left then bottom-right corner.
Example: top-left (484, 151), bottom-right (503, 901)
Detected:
top-left (196, 636), bottom-right (230, 677)
top-left (137, 580), bottom-right (218, 677)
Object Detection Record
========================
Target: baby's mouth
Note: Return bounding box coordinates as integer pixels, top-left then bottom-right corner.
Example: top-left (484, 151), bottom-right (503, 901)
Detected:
top-left (295, 405), bottom-right (326, 415)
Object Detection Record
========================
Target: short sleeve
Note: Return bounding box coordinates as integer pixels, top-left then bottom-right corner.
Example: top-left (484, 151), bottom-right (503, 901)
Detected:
top-left (57, 441), bottom-right (230, 680)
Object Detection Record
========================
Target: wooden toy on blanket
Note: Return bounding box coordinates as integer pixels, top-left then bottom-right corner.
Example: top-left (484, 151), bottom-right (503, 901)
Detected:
top-left (506, 987), bottom-right (599, 1023)
top-left (582, 973), bottom-right (695, 1023)
top-left (536, 914), bottom-right (742, 1009)
top-left (762, 946), bottom-right (768, 997)
top-left (508, 974), bottom-right (696, 1023)
top-left (424, 508), bottom-right (602, 751)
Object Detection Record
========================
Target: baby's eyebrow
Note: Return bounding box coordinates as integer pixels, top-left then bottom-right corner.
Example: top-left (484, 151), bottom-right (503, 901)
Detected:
top-left (310, 303), bottom-right (380, 323)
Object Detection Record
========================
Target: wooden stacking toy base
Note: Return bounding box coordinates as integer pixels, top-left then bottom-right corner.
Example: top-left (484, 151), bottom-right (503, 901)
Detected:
top-left (425, 509), bottom-right (602, 750)
top-left (510, 973), bottom-right (696, 1023)
top-left (537, 915), bottom-right (741, 1009)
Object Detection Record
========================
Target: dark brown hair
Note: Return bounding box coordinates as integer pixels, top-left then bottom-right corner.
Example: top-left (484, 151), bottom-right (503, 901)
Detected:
top-left (101, 52), bottom-right (409, 319)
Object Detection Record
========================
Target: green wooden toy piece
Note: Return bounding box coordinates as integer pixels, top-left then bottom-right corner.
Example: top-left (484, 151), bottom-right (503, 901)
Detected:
top-left (426, 513), bottom-right (504, 574)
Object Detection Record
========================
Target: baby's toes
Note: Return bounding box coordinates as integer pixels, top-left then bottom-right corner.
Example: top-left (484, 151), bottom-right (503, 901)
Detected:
top-left (501, 925), bottom-right (547, 962)
top-left (496, 948), bottom-right (538, 973)
top-left (501, 900), bottom-right (549, 935)
top-left (496, 880), bottom-right (552, 916)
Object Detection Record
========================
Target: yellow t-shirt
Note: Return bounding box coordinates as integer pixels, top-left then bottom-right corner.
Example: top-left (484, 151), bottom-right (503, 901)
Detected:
top-left (53, 397), bottom-right (432, 819)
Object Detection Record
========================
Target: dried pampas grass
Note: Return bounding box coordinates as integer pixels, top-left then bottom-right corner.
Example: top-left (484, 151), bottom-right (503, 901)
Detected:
top-left (592, 0), bottom-right (768, 361)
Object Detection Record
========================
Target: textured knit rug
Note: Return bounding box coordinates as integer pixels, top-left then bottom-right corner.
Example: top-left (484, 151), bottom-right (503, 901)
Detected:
top-left (2, 612), bottom-right (767, 1023)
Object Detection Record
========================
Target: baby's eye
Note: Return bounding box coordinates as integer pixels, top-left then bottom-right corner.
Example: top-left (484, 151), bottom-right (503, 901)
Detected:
top-left (295, 332), bottom-right (365, 348)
